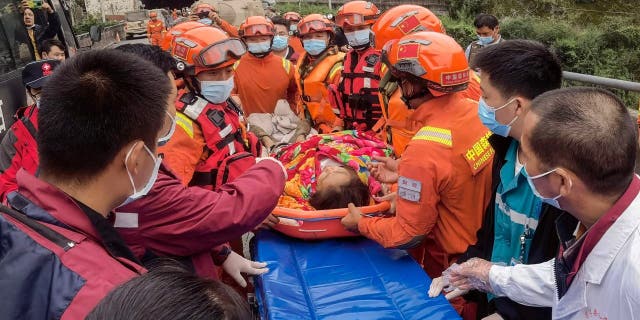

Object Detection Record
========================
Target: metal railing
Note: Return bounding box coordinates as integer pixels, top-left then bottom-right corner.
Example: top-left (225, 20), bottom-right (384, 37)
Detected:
top-left (563, 71), bottom-right (640, 92)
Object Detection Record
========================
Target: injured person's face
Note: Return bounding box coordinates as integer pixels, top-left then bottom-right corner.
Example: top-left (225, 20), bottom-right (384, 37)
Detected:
top-left (316, 165), bottom-right (352, 192)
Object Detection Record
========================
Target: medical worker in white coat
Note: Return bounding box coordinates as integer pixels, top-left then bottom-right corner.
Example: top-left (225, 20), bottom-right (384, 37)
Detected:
top-left (447, 87), bottom-right (640, 320)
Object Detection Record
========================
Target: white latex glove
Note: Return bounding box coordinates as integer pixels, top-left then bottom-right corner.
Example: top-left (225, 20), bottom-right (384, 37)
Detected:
top-left (255, 157), bottom-right (287, 180)
top-left (428, 276), bottom-right (468, 300)
top-left (449, 258), bottom-right (494, 292)
top-left (222, 251), bottom-right (269, 288)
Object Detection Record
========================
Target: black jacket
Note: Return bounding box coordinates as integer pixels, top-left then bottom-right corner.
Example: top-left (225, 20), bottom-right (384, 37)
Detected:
top-left (15, 10), bottom-right (60, 60)
top-left (457, 134), bottom-right (562, 320)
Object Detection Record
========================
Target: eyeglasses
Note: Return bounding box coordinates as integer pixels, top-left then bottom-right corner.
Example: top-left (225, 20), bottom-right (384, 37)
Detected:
top-left (196, 38), bottom-right (246, 67)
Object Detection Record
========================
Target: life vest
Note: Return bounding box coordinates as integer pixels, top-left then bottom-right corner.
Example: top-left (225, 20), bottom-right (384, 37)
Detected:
top-left (175, 91), bottom-right (260, 190)
top-left (337, 47), bottom-right (384, 131)
top-left (295, 49), bottom-right (345, 132)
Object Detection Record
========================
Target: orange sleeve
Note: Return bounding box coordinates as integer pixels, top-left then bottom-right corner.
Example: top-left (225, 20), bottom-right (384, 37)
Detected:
top-left (217, 19), bottom-right (239, 38)
top-left (146, 23), bottom-right (152, 36)
top-left (287, 64), bottom-right (300, 113)
top-left (358, 140), bottom-right (452, 248)
top-left (158, 118), bottom-right (206, 186)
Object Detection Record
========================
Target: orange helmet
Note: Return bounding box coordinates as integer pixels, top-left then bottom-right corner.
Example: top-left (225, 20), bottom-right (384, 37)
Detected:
top-left (149, 11), bottom-right (158, 18)
top-left (283, 12), bottom-right (302, 23)
top-left (193, 3), bottom-right (215, 14)
top-left (239, 16), bottom-right (275, 37)
top-left (372, 5), bottom-right (445, 50)
top-left (161, 21), bottom-right (207, 52)
top-left (172, 26), bottom-right (246, 75)
top-left (297, 14), bottom-right (334, 37)
top-left (336, 1), bottom-right (380, 28)
top-left (384, 31), bottom-right (469, 97)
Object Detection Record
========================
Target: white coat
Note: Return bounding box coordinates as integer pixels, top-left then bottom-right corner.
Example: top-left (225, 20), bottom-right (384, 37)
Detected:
top-left (487, 187), bottom-right (640, 319)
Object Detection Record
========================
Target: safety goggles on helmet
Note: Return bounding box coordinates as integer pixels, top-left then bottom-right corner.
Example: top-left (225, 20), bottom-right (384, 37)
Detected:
top-left (298, 20), bottom-right (332, 35)
top-left (196, 38), bottom-right (246, 67)
top-left (242, 24), bottom-right (274, 36)
top-left (336, 13), bottom-right (377, 27)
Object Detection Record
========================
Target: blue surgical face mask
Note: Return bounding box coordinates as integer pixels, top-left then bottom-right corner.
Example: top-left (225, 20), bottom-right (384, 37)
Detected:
top-left (477, 97), bottom-right (518, 137)
top-left (272, 35), bottom-right (289, 51)
top-left (345, 29), bottom-right (371, 47)
top-left (201, 76), bottom-right (234, 104)
top-left (120, 143), bottom-right (162, 207)
top-left (524, 167), bottom-right (570, 209)
top-left (246, 40), bottom-right (272, 54)
top-left (303, 39), bottom-right (327, 56)
top-left (478, 35), bottom-right (494, 45)
top-left (198, 18), bottom-right (213, 25)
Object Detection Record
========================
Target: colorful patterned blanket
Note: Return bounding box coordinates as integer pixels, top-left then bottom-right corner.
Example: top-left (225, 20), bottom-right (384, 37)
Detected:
top-left (274, 131), bottom-right (393, 210)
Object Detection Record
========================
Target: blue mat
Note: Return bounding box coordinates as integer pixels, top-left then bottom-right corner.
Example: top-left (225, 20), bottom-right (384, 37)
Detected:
top-left (253, 231), bottom-right (461, 320)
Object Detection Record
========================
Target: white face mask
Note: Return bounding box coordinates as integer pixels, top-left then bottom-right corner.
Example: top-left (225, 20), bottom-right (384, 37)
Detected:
top-left (157, 111), bottom-right (176, 147)
top-left (201, 76), bottom-right (235, 104)
top-left (524, 166), bottom-right (571, 210)
top-left (345, 29), bottom-right (371, 47)
top-left (246, 40), bottom-right (272, 54)
top-left (120, 142), bottom-right (162, 207)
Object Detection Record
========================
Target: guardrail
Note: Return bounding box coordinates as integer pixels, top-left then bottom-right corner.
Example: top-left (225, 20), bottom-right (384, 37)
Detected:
top-left (76, 22), bottom-right (126, 50)
top-left (563, 71), bottom-right (640, 92)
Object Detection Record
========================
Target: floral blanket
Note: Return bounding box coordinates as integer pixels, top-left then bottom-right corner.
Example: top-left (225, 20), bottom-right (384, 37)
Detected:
top-left (273, 130), bottom-right (393, 210)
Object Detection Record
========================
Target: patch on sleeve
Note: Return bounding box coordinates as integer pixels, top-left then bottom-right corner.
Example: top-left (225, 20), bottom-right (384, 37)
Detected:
top-left (398, 176), bottom-right (422, 202)
top-left (463, 131), bottom-right (494, 175)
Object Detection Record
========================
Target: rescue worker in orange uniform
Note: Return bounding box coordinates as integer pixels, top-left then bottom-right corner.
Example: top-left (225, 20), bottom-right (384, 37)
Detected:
top-left (342, 32), bottom-right (494, 280)
top-left (283, 11), bottom-right (305, 56)
top-left (334, 1), bottom-right (386, 132)
top-left (147, 11), bottom-right (166, 46)
top-left (161, 26), bottom-right (261, 188)
top-left (190, 2), bottom-right (239, 38)
top-left (233, 16), bottom-right (298, 116)
top-left (371, 5), bottom-right (482, 156)
top-left (159, 20), bottom-right (207, 52)
top-left (295, 14), bottom-right (345, 133)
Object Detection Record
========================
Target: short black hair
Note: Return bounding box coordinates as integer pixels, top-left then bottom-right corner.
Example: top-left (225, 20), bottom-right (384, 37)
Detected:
top-left (528, 87), bottom-right (638, 196)
top-left (86, 266), bottom-right (251, 320)
top-left (309, 166), bottom-right (370, 210)
top-left (271, 15), bottom-right (287, 27)
top-left (474, 14), bottom-right (499, 29)
top-left (40, 39), bottom-right (65, 55)
top-left (116, 44), bottom-right (177, 74)
top-left (38, 49), bottom-right (171, 183)
top-left (475, 40), bottom-right (562, 100)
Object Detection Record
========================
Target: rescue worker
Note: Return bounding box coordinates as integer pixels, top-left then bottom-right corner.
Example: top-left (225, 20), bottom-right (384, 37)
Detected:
top-left (234, 16), bottom-right (298, 115)
top-left (114, 44), bottom-right (284, 284)
top-left (450, 87), bottom-right (640, 320)
top-left (190, 2), bottom-right (239, 37)
top-left (163, 26), bottom-right (262, 189)
top-left (295, 14), bottom-right (345, 133)
top-left (283, 11), bottom-right (305, 55)
top-left (371, 5), bottom-right (481, 156)
top-left (335, 1), bottom-right (384, 132)
top-left (0, 59), bottom-right (60, 200)
top-left (0, 49), bottom-right (168, 319)
top-left (342, 32), bottom-right (494, 280)
top-left (271, 15), bottom-right (300, 63)
top-left (465, 14), bottom-right (504, 71)
top-left (159, 20), bottom-right (207, 52)
top-left (147, 11), bottom-right (166, 46)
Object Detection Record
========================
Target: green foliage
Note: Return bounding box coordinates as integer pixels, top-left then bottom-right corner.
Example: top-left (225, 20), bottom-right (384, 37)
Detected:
top-left (274, 3), bottom-right (335, 16)
top-left (440, 15), bottom-right (475, 48)
top-left (447, 0), bottom-right (489, 19)
top-left (73, 14), bottom-right (118, 34)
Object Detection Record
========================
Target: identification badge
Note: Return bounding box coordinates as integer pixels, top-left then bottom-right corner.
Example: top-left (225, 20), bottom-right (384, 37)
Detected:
top-left (398, 176), bottom-right (422, 202)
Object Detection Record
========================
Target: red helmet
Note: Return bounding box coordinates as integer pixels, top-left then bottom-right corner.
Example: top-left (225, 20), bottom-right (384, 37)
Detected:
top-left (297, 14), bottom-right (334, 37)
top-left (372, 5), bottom-right (445, 50)
top-left (239, 16), bottom-right (275, 37)
top-left (172, 26), bottom-right (246, 75)
top-left (385, 32), bottom-right (469, 97)
top-left (336, 1), bottom-right (380, 28)
top-left (161, 21), bottom-right (207, 52)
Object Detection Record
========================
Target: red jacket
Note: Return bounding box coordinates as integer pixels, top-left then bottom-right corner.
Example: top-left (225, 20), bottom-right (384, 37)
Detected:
top-left (1, 170), bottom-right (144, 319)
top-left (115, 160), bottom-right (285, 278)
top-left (0, 105), bottom-right (39, 201)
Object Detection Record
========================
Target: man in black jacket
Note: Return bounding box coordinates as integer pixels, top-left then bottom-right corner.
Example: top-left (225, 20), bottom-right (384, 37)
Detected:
top-left (428, 40), bottom-right (563, 320)
top-left (15, 1), bottom-right (60, 61)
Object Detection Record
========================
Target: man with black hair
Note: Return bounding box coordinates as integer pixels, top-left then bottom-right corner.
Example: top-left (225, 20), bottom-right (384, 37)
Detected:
top-left (0, 49), bottom-right (173, 319)
top-left (450, 87), bottom-right (640, 320)
top-left (429, 40), bottom-right (563, 320)
top-left (271, 15), bottom-right (300, 63)
top-left (39, 38), bottom-right (65, 61)
top-left (465, 13), bottom-right (503, 70)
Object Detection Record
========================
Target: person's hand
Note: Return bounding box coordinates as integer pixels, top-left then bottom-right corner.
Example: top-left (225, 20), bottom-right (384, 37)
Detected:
top-left (341, 203), bottom-right (362, 232)
top-left (19, 0), bottom-right (28, 13)
top-left (368, 156), bottom-right (399, 183)
top-left (428, 276), bottom-right (469, 300)
top-left (373, 191), bottom-right (396, 214)
top-left (222, 251), bottom-right (269, 287)
top-left (41, 2), bottom-right (53, 13)
top-left (208, 11), bottom-right (222, 24)
top-left (449, 258), bottom-right (494, 292)
top-left (258, 214), bottom-right (279, 230)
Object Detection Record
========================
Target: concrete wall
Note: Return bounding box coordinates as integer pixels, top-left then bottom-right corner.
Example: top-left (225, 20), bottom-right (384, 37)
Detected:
top-left (77, 23), bottom-right (126, 49)
top-left (85, 0), bottom-right (137, 16)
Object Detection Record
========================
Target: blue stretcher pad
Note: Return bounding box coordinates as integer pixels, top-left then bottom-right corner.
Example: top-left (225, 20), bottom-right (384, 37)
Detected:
top-left (253, 231), bottom-right (461, 320)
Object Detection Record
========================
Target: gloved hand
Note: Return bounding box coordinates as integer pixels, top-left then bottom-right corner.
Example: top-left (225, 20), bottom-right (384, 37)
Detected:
top-left (428, 276), bottom-right (469, 300)
top-left (449, 258), bottom-right (494, 293)
top-left (222, 251), bottom-right (269, 288)
top-left (255, 157), bottom-right (287, 180)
